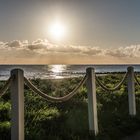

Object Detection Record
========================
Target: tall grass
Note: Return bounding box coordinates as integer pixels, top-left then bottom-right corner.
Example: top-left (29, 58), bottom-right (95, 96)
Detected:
top-left (0, 74), bottom-right (140, 140)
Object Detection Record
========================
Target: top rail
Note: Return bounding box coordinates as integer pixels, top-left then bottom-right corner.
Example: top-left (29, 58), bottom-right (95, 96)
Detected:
top-left (24, 74), bottom-right (87, 102)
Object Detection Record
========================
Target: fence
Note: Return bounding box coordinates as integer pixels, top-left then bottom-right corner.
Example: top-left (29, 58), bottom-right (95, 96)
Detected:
top-left (0, 66), bottom-right (140, 140)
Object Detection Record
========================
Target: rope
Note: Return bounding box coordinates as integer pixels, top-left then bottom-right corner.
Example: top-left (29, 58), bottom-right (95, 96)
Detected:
top-left (24, 75), bottom-right (87, 102)
top-left (134, 73), bottom-right (140, 87)
top-left (0, 76), bottom-right (13, 98)
top-left (95, 73), bottom-right (128, 92)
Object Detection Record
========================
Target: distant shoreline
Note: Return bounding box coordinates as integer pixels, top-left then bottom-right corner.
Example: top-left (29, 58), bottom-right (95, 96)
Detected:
top-left (0, 65), bottom-right (140, 80)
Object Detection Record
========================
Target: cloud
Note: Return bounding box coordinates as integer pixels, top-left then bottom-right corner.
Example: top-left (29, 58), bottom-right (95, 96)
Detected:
top-left (1, 39), bottom-right (104, 56)
top-left (0, 39), bottom-right (140, 64)
top-left (106, 45), bottom-right (140, 58)
top-left (24, 39), bottom-right (105, 55)
top-left (6, 40), bottom-right (22, 48)
top-left (1, 39), bottom-right (140, 57)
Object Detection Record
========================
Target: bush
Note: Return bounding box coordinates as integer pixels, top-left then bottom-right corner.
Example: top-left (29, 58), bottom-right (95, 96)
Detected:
top-left (0, 75), bottom-right (140, 140)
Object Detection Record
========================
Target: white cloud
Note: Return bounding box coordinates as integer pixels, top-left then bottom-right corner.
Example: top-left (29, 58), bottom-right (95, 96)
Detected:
top-left (0, 39), bottom-right (140, 64)
top-left (24, 39), bottom-right (105, 55)
top-left (106, 45), bottom-right (140, 58)
top-left (7, 40), bottom-right (22, 48)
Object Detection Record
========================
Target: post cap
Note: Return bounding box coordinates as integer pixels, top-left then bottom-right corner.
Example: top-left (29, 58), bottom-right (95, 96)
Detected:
top-left (11, 69), bottom-right (24, 76)
top-left (86, 67), bottom-right (95, 72)
top-left (127, 66), bottom-right (134, 71)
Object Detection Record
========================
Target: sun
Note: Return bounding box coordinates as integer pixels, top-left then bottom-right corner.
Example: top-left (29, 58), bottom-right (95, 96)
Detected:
top-left (49, 20), bottom-right (66, 41)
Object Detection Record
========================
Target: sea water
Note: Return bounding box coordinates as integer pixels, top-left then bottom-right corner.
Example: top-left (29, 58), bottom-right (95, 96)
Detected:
top-left (0, 64), bottom-right (140, 80)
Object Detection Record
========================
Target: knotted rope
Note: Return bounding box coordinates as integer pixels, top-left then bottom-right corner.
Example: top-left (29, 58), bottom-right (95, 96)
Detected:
top-left (134, 73), bottom-right (140, 87)
top-left (0, 76), bottom-right (13, 97)
top-left (24, 75), bottom-right (87, 102)
top-left (95, 73), bottom-right (128, 92)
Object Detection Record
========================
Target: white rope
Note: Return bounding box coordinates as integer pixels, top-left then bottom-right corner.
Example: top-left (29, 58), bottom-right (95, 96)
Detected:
top-left (0, 76), bottom-right (13, 98)
top-left (24, 75), bottom-right (87, 102)
top-left (134, 73), bottom-right (140, 87)
top-left (95, 73), bottom-right (128, 92)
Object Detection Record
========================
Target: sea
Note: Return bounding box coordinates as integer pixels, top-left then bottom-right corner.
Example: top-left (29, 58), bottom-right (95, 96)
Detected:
top-left (0, 64), bottom-right (140, 80)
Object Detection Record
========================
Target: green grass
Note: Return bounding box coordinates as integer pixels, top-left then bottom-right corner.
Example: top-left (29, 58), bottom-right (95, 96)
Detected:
top-left (1, 74), bottom-right (140, 140)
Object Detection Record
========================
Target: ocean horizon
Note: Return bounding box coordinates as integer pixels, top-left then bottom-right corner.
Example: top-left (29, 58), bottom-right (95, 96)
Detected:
top-left (0, 64), bottom-right (140, 80)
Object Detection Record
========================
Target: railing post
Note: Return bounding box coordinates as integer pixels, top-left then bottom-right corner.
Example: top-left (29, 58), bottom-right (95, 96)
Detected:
top-left (86, 67), bottom-right (98, 136)
top-left (127, 66), bottom-right (136, 116)
top-left (10, 69), bottom-right (24, 140)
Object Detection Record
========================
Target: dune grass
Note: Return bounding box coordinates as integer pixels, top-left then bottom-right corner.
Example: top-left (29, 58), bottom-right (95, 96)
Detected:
top-left (0, 74), bottom-right (140, 140)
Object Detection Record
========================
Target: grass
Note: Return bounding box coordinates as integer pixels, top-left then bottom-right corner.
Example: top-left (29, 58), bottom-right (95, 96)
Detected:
top-left (0, 74), bottom-right (140, 139)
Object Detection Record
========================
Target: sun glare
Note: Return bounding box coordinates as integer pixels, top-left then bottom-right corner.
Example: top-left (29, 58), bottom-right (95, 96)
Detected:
top-left (51, 65), bottom-right (66, 73)
top-left (49, 21), bottom-right (66, 41)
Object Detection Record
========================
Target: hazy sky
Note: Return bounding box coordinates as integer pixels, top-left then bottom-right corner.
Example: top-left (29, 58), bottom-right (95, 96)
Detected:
top-left (0, 0), bottom-right (140, 64)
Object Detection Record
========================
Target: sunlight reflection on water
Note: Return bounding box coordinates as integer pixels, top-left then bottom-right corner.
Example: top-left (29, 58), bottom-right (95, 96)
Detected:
top-left (48, 65), bottom-right (67, 73)
top-left (1, 64), bottom-right (139, 80)
top-left (47, 65), bottom-right (68, 79)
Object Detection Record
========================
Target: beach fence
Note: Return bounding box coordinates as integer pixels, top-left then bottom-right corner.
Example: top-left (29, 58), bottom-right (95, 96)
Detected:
top-left (0, 66), bottom-right (139, 140)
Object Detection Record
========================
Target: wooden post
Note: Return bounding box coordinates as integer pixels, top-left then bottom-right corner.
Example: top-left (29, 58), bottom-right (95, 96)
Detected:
top-left (11, 69), bottom-right (24, 140)
top-left (86, 67), bottom-right (98, 136)
top-left (127, 66), bottom-right (136, 116)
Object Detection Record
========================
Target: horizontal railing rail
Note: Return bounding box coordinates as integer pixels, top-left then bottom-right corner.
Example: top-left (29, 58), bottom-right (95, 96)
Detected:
top-left (24, 74), bottom-right (87, 102)
top-left (0, 76), bottom-right (13, 97)
top-left (95, 72), bottom-right (128, 92)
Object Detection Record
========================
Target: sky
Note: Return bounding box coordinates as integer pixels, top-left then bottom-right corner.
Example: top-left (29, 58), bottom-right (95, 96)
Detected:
top-left (0, 0), bottom-right (140, 64)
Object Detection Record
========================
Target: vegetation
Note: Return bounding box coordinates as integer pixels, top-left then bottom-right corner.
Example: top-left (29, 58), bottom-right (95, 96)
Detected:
top-left (1, 74), bottom-right (140, 140)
